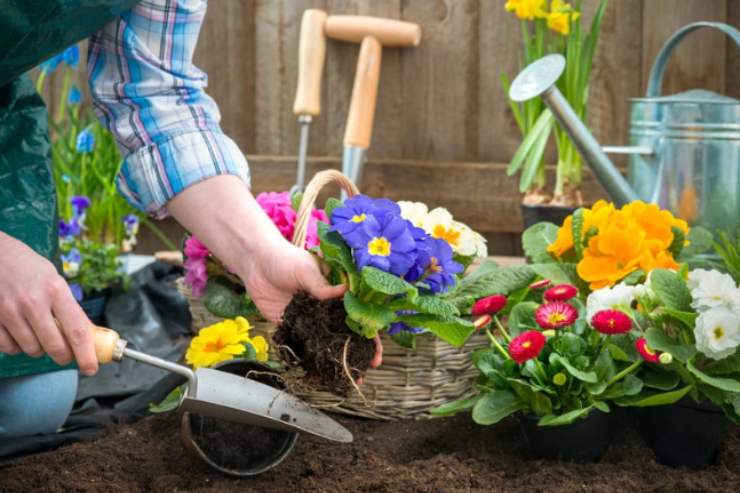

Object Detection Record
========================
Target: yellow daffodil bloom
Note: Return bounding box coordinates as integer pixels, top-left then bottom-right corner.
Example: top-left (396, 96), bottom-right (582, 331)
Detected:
top-left (505, 0), bottom-right (547, 21)
top-left (547, 0), bottom-right (580, 35)
top-left (186, 316), bottom-right (269, 368)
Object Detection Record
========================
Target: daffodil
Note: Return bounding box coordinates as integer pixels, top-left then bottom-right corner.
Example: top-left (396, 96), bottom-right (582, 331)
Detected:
top-left (505, 0), bottom-right (547, 21)
top-left (186, 317), bottom-right (253, 369)
top-left (547, 0), bottom-right (580, 35)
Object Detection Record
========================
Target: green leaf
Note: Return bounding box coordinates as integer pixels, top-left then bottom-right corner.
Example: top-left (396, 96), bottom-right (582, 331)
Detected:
top-left (552, 333), bottom-right (588, 359)
top-left (522, 222), bottom-right (559, 263)
top-left (572, 208), bottom-right (585, 260)
top-left (444, 264), bottom-right (535, 309)
top-left (241, 341), bottom-right (258, 361)
top-left (519, 121), bottom-right (552, 192)
top-left (430, 394), bottom-right (479, 417)
top-left (601, 374), bottom-right (643, 399)
top-left (616, 385), bottom-right (692, 407)
top-left (642, 369), bottom-right (681, 390)
top-left (291, 191), bottom-right (303, 212)
top-left (397, 313), bottom-right (474, 348)
top-left (149, 385), bottom-right (184, 414)
top-left (508, 379), bottom-right (553, 416)
top-left (621, 269), bottom-right (646, 286)
top-left (343, 291), bottom-right (396, 338)
top-left (650, 268), bottom-right (692, 312)
top-left (324, 196), bottom-right (342, 219)
top-left (704, 354), bottom-right (740, 376)
top-left (678, 226), bottom-right (714, 261)
top-left (472, 390), bottom-right (527, 425)
top-left (408, 295), bottom-right (459, 318)
top-left (507, 301), bottom-right (539, 337)
top-left (531, 262), bottom-right (579, 287)
top-left (361, 266), bottom-right (417, 297)
top-left (390, 330), bottom-right (416, 350)
top-left (662, 308), bottom-right (698, 328)
top-left (687, 357), bottom-right (740, 392)
top-left (472, 347), bottom-right (504, 379)
top-left (203, 278), bottom-right (257, 318)
top-left (318, 223), bottom-right (359, 290)
top-left (507, 109), bottom-right (553, 177)
top-left (552, 354), bottom-right (597, 383)
top-left (644, 326), bottom-right (696, 363)
top-left (538, 405), bottom-right (595, 426)
top-left (668, 226), bottom-right (686, 258)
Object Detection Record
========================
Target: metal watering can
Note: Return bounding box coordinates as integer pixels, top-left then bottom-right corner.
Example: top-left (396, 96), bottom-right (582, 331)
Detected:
top-left (509, 22), bottom-right (740, 230)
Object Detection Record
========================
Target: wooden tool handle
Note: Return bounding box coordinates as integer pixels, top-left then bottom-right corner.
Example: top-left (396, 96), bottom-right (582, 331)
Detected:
top-left (343, 36), bottom-right (382, 149)
top-left (91, 326), bottom-right (121, 364)
top-left (293, 9), bottom-right (328, 116)
top-left (325, 15), bottom-right (421, 47)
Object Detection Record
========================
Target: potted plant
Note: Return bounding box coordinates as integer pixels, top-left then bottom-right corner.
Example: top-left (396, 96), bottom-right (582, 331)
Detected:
top-left (433, 199), bottom-right (713, 462)
top-left (501, 0), bottom-right (608, 227)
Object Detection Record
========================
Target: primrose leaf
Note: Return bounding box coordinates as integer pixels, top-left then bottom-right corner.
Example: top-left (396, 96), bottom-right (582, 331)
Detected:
top-left (650, 268), bottom-right (692, 312)
top-left (204, 278), bottom-right (258, 318)
top-left (572, 208), bottom-right (585, 260)
top-left (397, 313), bottom-right (474, 348)
top-left (409, 295), bottom-right (460, 318)
top-left (291, 191), bottom-right (303, 212)
top-left (343, 291), bottom-right (396, 338)
top-left (324, 197), bottom-right (342, 219)
top-left (531, 262), bottom-right (580, 287)
top-left (704, 354), bottom-right (740, 376)
top-left (687, 357), bottom-right (740, 392)
top-left (390, 330), bottom-right (416, 350)
top-left (318, 223), bottom-right (359, 288)
top-left (472, 390), bottom-right (527, 425)
top-left (444, 263), bottom-right (536, 309)
top-left (361, 266), bottom-right (417, 297)
top-left (522, 222), bottom-right (559, 263)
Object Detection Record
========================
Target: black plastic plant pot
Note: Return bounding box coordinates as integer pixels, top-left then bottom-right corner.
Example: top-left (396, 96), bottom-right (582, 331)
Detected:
top-left (79, 290), bottom-right (109, 325)
top-left (180, 360), bottom-right (299, 477)
top-left (521, 204), bottom-right (578, 230)
top-left (518, 410), bottom-right (612, 462)
top-left (640, 398), bottom-right (735, 469)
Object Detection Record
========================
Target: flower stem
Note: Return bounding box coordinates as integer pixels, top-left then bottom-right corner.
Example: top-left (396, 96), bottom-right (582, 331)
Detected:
top-left (485, 328), bottom-right (510, 360)
top-left (493, 316), bottom-right (512, 343)
top-left (606, 360), bottom-right (642, 387)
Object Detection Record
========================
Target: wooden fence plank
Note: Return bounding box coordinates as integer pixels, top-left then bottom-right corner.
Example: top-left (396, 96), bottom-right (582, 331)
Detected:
top-left (641, 0), bottom-right (728, 96)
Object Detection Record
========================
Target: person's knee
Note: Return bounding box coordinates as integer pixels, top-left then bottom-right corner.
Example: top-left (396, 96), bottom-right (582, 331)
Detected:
top-left (0, 369), bottom-right (78, 438)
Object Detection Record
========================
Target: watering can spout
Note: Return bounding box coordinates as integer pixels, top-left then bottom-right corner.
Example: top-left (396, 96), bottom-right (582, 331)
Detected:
top-left (509, 54), bottom-right (639, 206)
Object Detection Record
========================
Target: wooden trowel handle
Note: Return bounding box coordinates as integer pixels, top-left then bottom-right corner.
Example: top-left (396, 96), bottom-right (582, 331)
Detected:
top-left (344, 36), bottom-right (382, 149)
top-left (293, 9), bottom-right (328, 117)
top-left (91, 326), bottom-right (122, 364)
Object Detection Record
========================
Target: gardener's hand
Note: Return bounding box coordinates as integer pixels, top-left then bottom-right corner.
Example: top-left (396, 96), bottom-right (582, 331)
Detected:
top-left (0, 232), bottom-right (98, 375)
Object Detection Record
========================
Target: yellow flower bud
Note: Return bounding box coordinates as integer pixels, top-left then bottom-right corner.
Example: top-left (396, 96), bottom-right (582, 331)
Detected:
top-left (659, 352), bottom-right (673, 365)
top-left (553, 372), bottom-right (568, 386)
top-left (542, 330), bottom-right (556, 338)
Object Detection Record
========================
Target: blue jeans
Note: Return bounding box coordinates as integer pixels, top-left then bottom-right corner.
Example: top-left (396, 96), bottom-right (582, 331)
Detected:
top-left (0, 369), bottom-right (78, 439)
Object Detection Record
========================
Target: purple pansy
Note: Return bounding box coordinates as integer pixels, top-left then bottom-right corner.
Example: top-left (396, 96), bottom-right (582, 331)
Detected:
top-left (352, 213), bottom-right (417, 276)
top-left (419, 237), bottom-right (463, 294)
top-left (58, 218), bottom-right (81, 238)
top-left (71, 195), bottom-right (91, 216)
top-left (123, 214), bottom-right (139, 235)
top-left (61, 248), bottom-right (82, 278)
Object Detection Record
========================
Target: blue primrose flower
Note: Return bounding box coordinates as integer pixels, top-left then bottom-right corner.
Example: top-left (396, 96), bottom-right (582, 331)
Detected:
top-left (418, 237), bottom-right (463, 294)
top-left (352, 213), bottom-right (417, 277)
top-left (76, 128), bottom-right (95, 153)
top-left (404, 224), bottom-right (432, 283)
top-left (388, 310), bottom-right (425, 335)
top-left (68, 86), bottom-right (82, 105)
top-left (330, 194), bottom-right (400, 243)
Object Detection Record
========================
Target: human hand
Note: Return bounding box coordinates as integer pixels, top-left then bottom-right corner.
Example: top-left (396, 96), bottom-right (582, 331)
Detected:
top-left (0, 232), bottom-right (98, 375)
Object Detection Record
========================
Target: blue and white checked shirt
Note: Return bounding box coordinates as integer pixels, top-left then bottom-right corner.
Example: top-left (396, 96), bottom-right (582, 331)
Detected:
top-left (88, 0), bottom-right (250, 218)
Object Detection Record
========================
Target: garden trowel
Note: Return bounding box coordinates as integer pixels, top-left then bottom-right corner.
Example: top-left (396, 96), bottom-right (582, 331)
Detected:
top-left (91, 326), bottom-right (353, 443)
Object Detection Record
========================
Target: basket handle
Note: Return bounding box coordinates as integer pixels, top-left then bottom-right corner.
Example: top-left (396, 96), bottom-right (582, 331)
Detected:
top-left (292, 169), bottom-right (360, 248)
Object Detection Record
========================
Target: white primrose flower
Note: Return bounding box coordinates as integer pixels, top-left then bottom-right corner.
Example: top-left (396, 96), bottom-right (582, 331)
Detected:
top-left (694, 307), bottom-right (740, 360)
top-left (688, 269), bottom-right (740, 312)
top-left (586, 283), bottom-right (640, 321)
top-left (418, 208), bottom-right (483, 257)
top-left (398, 201), bottom-right (429, 228)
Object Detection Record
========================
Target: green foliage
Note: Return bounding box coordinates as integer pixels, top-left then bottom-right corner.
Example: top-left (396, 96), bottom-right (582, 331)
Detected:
top-left (472, 390), bottom-right (527, 425)
top-left (430, 394), bottom-right (479, 417)
top-left (538, 405), bottom-right (598, 427)
top-left (203, 278), bottom-right (258, 319)
top-left (443, 262), bottom-right (535, 310)
top-left (572, 208), bottom-right (585, 260)
top-left (507, 301), bottom-right (539, 336)
top-left (324, 197), bottom-right (342, 219)
top-left (149, 385), bottom-right (184, 413)
top-left (522, 223), bottom-right (559, 263)
top-left (361, 267), bottom-right (417, 297)
top-left (650, 269), bottom-right (692, 312)
top-left (712, 230), bottom-right (740, 282)
top-left (62, 239), bottom-right (126, 294)
top-left (397, 313), bottom-right (474, 348)
top-left (343, 291), bottom-right (396, 338)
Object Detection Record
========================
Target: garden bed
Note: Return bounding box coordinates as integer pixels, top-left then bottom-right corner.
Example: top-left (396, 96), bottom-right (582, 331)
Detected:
top-left (2, 412), bottom-right (738, 493)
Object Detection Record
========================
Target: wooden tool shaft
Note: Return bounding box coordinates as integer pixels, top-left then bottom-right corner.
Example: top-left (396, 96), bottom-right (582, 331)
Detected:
top-left (325, 15), bottom-right (421, 47)
top-left (91, 326), bottom-right (121, 364)
top-left (344, 36), bottom-right (382, 149)
top-left (293, 9), bottom-right (328, 116)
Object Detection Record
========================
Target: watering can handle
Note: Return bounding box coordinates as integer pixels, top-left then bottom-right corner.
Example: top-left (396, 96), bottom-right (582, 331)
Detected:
top-left (646, 21), bottom-right (740, 98)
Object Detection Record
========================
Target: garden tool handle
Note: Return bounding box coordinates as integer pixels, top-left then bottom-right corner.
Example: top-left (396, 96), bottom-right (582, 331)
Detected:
top-left (91, 325), bottom-right (125, 364)
top-left (293, 9), bottom-right (328, 117)
top-left (647, 21), bottom-right (740, 97)
top-left (343, 36), bottom-right (382, 149)
top-left (324, 15), bottom-right (421, 47)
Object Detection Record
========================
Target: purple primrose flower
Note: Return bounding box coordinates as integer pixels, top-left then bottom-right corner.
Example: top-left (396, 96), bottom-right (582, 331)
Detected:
top-left (352, 212), bottom-right (417, 277)
top-left (418, 237), bottom-right (463, 294)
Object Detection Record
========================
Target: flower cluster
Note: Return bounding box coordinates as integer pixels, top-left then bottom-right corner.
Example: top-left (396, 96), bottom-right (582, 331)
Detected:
top-left (505, 0), bottom-right (580, 36)
top-left (398, 202), bottom-right (487, 258)
top-left (256, 191), bottom-right (328, 249)
top-left (688, 269), bottom-right (740, 360)
top-left (184, 236), bottom-right (210, 298)
top-left (331, 195), bottom-right (468, 294)
top-left (548, 200), bottom-right (689, 290)
top-left (185, 316), bottom-right (269, 369)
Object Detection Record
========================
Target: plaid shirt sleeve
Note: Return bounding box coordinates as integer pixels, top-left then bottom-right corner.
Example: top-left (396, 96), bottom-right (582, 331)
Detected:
top-left (87, 0), bottom-right (250, 218)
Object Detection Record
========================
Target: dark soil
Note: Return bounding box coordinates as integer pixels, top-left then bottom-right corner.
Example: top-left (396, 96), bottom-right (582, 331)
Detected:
top-left (2, 412), bottom-right (738, 493)
top-left (274, 292), bottom-right (375, 395)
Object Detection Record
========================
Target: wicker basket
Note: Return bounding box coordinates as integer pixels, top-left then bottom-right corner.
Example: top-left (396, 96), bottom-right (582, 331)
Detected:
top-left (288, 169), bottom-right (487, 419)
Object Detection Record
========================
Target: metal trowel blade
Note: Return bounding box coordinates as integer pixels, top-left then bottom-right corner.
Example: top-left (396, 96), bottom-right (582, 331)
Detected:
top-left (179, 367), bottom-right (353, 443)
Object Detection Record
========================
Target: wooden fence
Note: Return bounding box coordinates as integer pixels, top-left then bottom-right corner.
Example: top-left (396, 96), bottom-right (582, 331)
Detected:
top-left (42, 0), bottom-right (739, 254)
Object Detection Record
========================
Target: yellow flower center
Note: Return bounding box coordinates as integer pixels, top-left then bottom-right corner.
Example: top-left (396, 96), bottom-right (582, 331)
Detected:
top-left (368, 237), bottom-right (391, 257)
top-left (644, 345), bottom-right (656, 356)
top-left (203, 337), bottom-right (226, 353)
top-left (713, 326), bottom-right (725, 340)
top-left (548, 312), bottom-right (567, 325)
top-left (429, 256), bottom-right (442, 273)
top-left (522, 341), bottom-right (532, 349)
top-left (352, 213), bottom-right (367, 224)
top-left (432, 225), bottom-right (461, 247)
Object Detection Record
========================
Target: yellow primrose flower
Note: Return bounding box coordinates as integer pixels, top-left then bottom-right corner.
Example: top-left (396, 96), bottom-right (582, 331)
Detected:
top-left (186, 317), bottom-right (252, 369)
top-left (547, 0), bottom-right (580, 35)
top-left (505, 0), bottom-right (547, 21)
top-left (250, 335), bottom-right (270, 362)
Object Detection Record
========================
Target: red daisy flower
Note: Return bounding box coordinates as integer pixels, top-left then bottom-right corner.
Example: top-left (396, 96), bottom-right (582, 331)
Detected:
top-left (473, 315), bottom-right (492, 330)
top-left (529, 279), bottom-right (551, 290)
top-left (591, 309), bottom-right (632, 335)
top-left (535, 302), bottom-right (578, 329)
top-left (635, 337), bottom-right (660, 363)
top-left (472, 294), bottom-right (507, 316)
top-left (544, 284), bottom-right (578, 302)
top-left (509, 330), bottom-right (546, 364)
